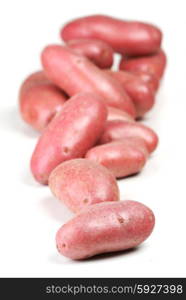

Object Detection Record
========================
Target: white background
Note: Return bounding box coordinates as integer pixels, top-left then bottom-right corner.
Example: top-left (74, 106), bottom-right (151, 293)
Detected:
top-left (0, 0), bottom-right (186, 277)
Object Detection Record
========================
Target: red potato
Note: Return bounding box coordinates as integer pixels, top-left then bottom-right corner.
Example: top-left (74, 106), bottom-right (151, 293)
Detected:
top-left (61, 15), bottom-right (162, 56)
top-left (85, 138), bottom-right (149, 178)
top-left (67, 39), bottom-right (114, 68)
top-left (99, 120), bottom-right (158, 153)
top-left (119, 49), bottom-right (167, 79)
top-left (56, 200), bottom-right (155, 260)
top-left (132, 70), bottom-right (159, 91)
top-left (41, 45), bottom-right (136, 117)
top-left (106, 70), bottom-right (155, 117)
top-left (49, 159), bottom-right (119, 212)
top-left (31, 93), bottom-right (107, 185)
top-left (19, 71), bottom-right (67, 131)
top-left (107, 107), bottom-right (134, 122)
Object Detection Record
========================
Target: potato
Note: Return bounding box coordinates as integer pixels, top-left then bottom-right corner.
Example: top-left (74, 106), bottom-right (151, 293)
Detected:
top-left (67, 39), bottom-right (114, 68)
top-left (61, 15), bottom-right (162, 56)
top-left (107, 107), bottom-right (134, 122)
top-left (19, 71), bottom-right (67, 131)
top-left (49, 159), bottom-right (119, 212)
top-left (99, 120), bottom-right (158, 153)
top-left (106, 70), bottom-right (155, 117)
top-left (41, 45), bottom-right (136, 117)
top-left (131, 70), bottom-right (159, 91)
top-left (119, 49), bottom-right (166, 79)
top-left (85, 138), bottom-right (149, 178)
top-left (56, 200), bottom-right (155, 260)
top-left (31, 93), bottom-right (107, 184)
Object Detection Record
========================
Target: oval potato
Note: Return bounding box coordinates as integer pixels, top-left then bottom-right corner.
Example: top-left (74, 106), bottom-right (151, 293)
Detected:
top-left (85, 138), bottom-right (149, 178)
top-left (99, 120), bottom-right (158, 153)
top-left (41, 45), bottom-right (136, 117)
top-left (61, 15), bottom-right (162, 56)
top-left (31, 93), bottom-right (107, 184)
top-left (49, 159), bottom-right (119, 212)
top-left (56, 200), bottom-right (155, 260)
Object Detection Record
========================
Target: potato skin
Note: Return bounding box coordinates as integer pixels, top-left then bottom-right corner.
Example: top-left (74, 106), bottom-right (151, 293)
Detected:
top-left (56, 200), bottom-right (155, 260)
top-left (41, 45), bottom-right (136, 117)
top-left (132, 70), bottom-right (159, 91)
top-left (85, 138), bottom-right (149, 178)
top-left (31, 93), bottom-right (107, 184)
top-left (19, 71), bottom-right (67, 131)
top-left (61, 15), bottom-right (162, 56)
top-left (107, 107), bottom-right (134, 122)
top-left (67, 39), bottom-right (114, 68)
top-left (99, 120), bottom-right (158, 153)
top-left (49, 159), bottom-right (119, 212)
top-left (106, 70), bottom-right (155, 117)
top-left (119, 49), bottom-right (166, 79)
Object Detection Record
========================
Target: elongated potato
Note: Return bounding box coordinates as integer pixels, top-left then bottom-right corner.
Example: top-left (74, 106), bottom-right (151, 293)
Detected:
top-left (19, 71), bottom-right (67, 131)
top-left (99, 120), bottom-right (158, 153)
top-left (107, 107), bottom-right (134, 122)
top-left (106, 70), bottom-right (155, 117)
top-left (56, 200), bottom-right (155, 260)
top-left (67, 39), bottom-right (114, 68)
top-left (31, 93), bottom-right (107, 184)
top-left (85, 138), bottom-right (149, 178)
top-left (49, 159), bottom-right (119, 212)
top-left (41, 45), bottom-right (136, 117)
top-left (119, 49), bottom-right (166, 79)
top-left (61, 15), bottom-right (162, 56)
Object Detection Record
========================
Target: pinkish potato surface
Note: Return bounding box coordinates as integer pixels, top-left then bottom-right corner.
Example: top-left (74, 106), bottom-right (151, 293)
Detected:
top-left (41, 45), bottom-right (136, 117)
top-left (56, 200), bottom-right (155, 260)
top-left (99, 120), bottom-right (158, 153)
top-left (67, 38), bottom-right (114, 68)
top-left (49, 159), bottom-right (119, 212)
top-left (119, 49), bottom-right (166, 79)
top-left (31, 92), bottom-right (107, 184)
top-left (19, 71), bottom-right (67, 131)
top-left (106, 70), bottom-right (155, 117)
top-left (85, 138), bottom-right (149, 178)
top-left (131, 70), bottom-right (159, 91)
top-left (107, 107), bottom-right (135, 122)
top-left (61, 15), bottom-right (162, 56)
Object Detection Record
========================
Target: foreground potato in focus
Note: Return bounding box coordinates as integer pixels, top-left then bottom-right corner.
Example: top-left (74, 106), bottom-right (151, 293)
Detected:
top-left (49, 159), bottom-right (119, 212)
top-left (61, 15), bottom-right (162, 56)
top-left (41, 45), bottom-right (136, 117)
top-left (31, 93), bottom-right (107, 184)
top-left (100, 120), bottom-right (158, 153)
top-left (19, 71), bottom-right (67, 131)
top-left (56, 200), bottom-right (155, 260)
top-left (85, 138), bottom-right (149, 178)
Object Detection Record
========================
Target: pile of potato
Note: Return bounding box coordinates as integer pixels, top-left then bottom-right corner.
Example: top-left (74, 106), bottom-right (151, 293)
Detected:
top-left (19, 15), bottom-right (166, 260)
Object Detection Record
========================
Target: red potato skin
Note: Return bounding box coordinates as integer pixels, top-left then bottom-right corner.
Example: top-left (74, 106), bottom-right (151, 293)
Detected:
top-left (119, 49), bottom-right (167, 79)
top-left (107, 107), bottom-right (134, 122)
top-left (19, 71), bottom-right (67, 131)
top-left (132, 70), bottom-right (159, 91)
top-left (31, 93), bottom-right (107, 185)
top-left (41, 45), bottom-right (136, 117)
top-left (85, 138), bottom-right (149, 178)
top-left (56, 200), bottom-right (155, 260)
top-left (61, 15), bottom-right (162, 56)
top-left (67, 39), bottom-right (114, 68)
top-left (99, 120), bottom-right (158, 153)
top-left (49, 159), bottom-right (119, 212)
top-left (106, 70), bottom-right (155, 117)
